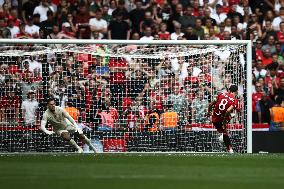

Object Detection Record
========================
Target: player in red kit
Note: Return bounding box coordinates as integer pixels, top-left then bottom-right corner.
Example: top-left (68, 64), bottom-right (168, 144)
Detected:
top-left (207, 85), bottom-right (241, 153)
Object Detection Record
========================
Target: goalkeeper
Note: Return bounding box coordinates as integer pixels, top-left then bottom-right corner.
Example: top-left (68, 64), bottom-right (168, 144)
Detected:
top-left (40, 98), bottom-right (97, 153)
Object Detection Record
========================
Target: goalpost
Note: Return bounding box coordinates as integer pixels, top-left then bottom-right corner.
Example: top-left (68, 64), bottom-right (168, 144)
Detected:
top-left (0, 39), bottom-right (252, 153)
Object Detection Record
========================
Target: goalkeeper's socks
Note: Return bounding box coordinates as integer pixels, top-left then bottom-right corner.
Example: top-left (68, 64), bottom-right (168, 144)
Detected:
top-left (223, 134), bottom-right (232, 151)
top-left (69, 139), bottom-right (82, 151)
top-left (84, 136), bottom-right (98, 153)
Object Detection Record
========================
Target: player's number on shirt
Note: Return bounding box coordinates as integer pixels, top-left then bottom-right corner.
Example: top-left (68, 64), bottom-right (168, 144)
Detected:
top-left (219, 99), bottom-right (228, 111)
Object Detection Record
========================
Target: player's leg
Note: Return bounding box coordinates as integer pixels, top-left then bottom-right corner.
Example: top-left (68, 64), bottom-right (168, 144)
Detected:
top-left (75, 129), bottom-right (97, 153)
top-left (60, 131), bottom-right (83, 153)
top-left (214, 122), bottom-right (233, 153)
top-left (222, 130), bottom-right (233, 153)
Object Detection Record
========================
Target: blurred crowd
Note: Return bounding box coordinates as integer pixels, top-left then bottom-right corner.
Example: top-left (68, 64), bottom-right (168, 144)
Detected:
top-left (0, 0), bottom-right (283, 131)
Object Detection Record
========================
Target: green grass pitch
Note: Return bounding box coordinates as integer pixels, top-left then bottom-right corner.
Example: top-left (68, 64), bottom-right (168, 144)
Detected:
top-left (0, 153), bottom-right (284, 189)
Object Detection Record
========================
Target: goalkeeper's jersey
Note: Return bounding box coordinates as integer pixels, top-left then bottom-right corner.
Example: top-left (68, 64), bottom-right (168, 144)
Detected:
top-left (42, 106), bottom-right (71, 131)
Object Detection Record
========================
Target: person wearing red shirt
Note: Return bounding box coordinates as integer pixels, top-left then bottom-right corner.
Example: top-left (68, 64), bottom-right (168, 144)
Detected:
top-left (109, 57), bottom-right (128, 109)
top-left (207, 85), bottom-right (241, 153)
top-left (252, 82), bottom-right (265, 123)
top-left (0, 89), bottom-right (20, 123)
top-left (277, 22), bottom-right (284, 47)
top-left (255, 39), bottom-right (263, 60)
top-left (262, 49), bottom-right (273, 66)
top-left (158, 23), bottom-right (170, 40)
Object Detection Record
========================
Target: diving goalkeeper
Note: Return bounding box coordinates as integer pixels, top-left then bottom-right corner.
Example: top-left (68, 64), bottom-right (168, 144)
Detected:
top-left (40, 98), bottom-right (97, 153)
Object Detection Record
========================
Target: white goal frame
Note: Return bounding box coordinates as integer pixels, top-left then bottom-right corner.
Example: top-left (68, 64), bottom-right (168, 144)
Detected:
top-left (0, 39), bottom-right (252, 153)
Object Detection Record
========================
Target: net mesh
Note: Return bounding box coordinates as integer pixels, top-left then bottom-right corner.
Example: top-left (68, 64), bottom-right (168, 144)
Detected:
top-left (0, 42), bottom-right (247, 153)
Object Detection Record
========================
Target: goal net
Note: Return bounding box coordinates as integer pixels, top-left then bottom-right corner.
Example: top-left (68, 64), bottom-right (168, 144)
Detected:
top-left (0, 39), bottom-right (252, 153)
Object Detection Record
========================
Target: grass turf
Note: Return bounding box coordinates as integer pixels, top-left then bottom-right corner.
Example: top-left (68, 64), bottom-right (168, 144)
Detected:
top-left (0, 153), bottom-right (284, 189)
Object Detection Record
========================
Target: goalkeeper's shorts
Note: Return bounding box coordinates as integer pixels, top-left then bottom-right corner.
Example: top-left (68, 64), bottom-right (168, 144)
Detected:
top-left (55, 124), bottom-right (83, 136)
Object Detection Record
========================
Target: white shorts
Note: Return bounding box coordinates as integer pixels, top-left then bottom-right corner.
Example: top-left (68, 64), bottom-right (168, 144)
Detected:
top-left (55, 124), bottom-right (83, 136)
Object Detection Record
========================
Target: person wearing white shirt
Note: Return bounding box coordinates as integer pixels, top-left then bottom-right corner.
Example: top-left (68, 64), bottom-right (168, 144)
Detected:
top-left (253, 60), bottom-right (267, 80)
top-left (170, 24), bottom-right (184, 40)
top-left (89, 9), bottom-right (108, 39)
top-left (28, 57), bottom-right (42, 76)
top-left (21, 90), bottom-right (39, 126)
top-left (140, 26), bottom-right (154, 41)
top-left (6, 19), bottom-right (19, 38)
top-left (33, 0), bottom-right (54, 22)
top-left (236, 1), bottom-right (252, 16)
top-left (210, 4), bottom-right (227, 25)
top-left (25, 19), bottom-right (40, 37)
top-left (272, 7), bottom-right (284, 31)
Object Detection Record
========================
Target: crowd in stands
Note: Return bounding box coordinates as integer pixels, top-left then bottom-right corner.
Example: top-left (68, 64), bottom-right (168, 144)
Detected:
top-left (0, 0), bottom-right (284, 131)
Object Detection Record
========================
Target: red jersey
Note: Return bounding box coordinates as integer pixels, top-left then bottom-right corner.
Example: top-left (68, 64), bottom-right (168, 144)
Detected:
top-left (158, 32), bottom-right (170, 40)
top-left (212, 92), bottom-right (240, 123)
top-left (277, 31), bottom-right (284, 44)
top-left (252, 92), bottom-right (263, 112)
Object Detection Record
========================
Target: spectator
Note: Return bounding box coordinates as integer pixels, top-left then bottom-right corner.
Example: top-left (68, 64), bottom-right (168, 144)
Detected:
top-left (40, 10), bottom-right (56, 35)
top-left (275, 77), bottom-right (284, 100)
top-left (89, 0), bottom-right (101, 17)
top-left (278, 22), bottom-right (284, 49)
top-left (144, 103), bottom-right (160, 132)
top-left (160, 103), bottom-right (178, 130)
top-left (202, 17), bottom-right (218, 34)
top-left (89, 9), bottom-right (108, 39)
top-left (252, 82), bottom-right (265, 123)
top-left (6, 17), bottom-right (19, 38)
top-left (47, 25), bottom-right (60, 39)
top-left (192, 18), bottom-right (204, 39)
top-left (167, 85), bottom-right (188, 125)
top-left (265, 63), bottom-right (281, 96)
top-left (269, 96), bottom-right (284, 131)
top-left (22, 0), bottom-right (38, 24)
top-left (94, 100), bottom-right (115, 131)
top-left (108, 11), bottom-right (130, 39)
top-left (33, 0), bottom-right (55, 22)
top-left (179, 5), bottom-right (196, 32)
top-left (170, 23), bottom-right (184, 40)
top-left (262, 49), bottom-right (273, 66)
top-left (167, 3), bottom-right (183, 33)
top-left (261, 19), bottom-right (277, 44)
top-left (158, 22), bottom-right (170, 40)
top-left (64, 101), bottom-right (80, 122)
top-left (140, 26), bottom-right (154, 40)
top-left (262, 35), bottom-right (277, 54)
top-left (272, 7), bottom-right (284, 31)
top-left (210, 4), bottom-right (227, 25)
top-left (0, 17), bottom-right (11, 38)
top-left (9, 8), bottom-right (21, 27)
top-left (227, 3), bottom-right (243, 23)
top-left (75, 3), bottom-right (90, 27)
top-left (140, 11), bottom-right (155, 33)
top-left (0, 88), bottom-right (20, 124)
top-left (109, 57), bottom-right (128, 109)
top-left (57, 22), bottom-right (76, 39)
top-left (108, 0), bottom-right (117, 16)
top-left (191, 88), bottom-right (209, 124)
top-left (253, 59), bottom-right (267, 80)
top-left (183, 25), bottom-right (198, 40)
top-left (21, 90), bottom-right (39, 127)
top-left (101, 4), bottom-right (112, 25)
top-left (127, 70), bottom-right (148, 100)
top-left (129, 0), bottom-right (145, 33)
top-left (25, 16), bottom-right (40, 38)
top-left (112, 0), bottom-right (129, 21)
